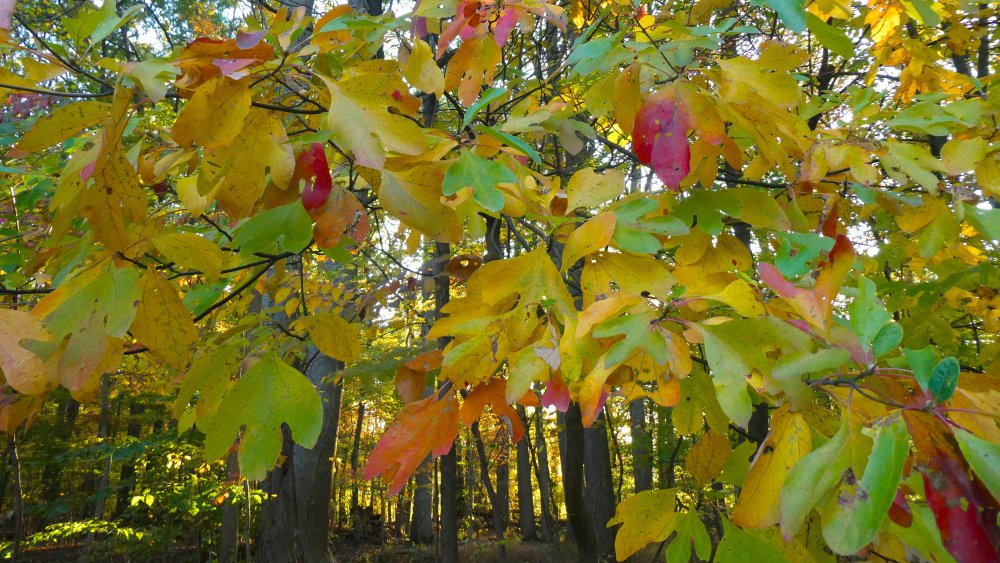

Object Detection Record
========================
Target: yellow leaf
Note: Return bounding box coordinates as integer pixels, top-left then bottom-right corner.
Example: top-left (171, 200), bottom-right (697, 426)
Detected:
top-left (131, 269), bottom-right (199, 370)
top-left (379, 164), bottom-right (463, 243)
top-left (612, 63), bottom-right (641, 136)
top-left (152, 232), bottom-right (226, 280)
top-left (299, 312), bottom-right (361, 363)
top-left (403, 38), bottom-right (444, 96)
top-left (10, 101), bottom-right (110, 156)
top-left (686, 430), bottom-right (733, 487)
top-left (82, 91), bottom-right (148, 252)
top-left (606, 489), bottom-right (678, 560)
top-left (576, 293), bottom-right (642, 339)
top-left (203, 109), bottom-right (295, 218)
top-left (565, 168), bottom-right (625, 211)
top-left (732, 405), bottom-right (812, 528)
top-left (0, 310), bottom-right (56, 395)
top-left (581, 251), bottom-right (676, 305)
top-left (940, 137), bottom-right (988, 176)
top-left (321, 72), bottom-right (426, 169)
top-left (706, 279), bottom-right (765, 317)
top-left (561, 212), bottom-right (616, 272)
top-left (895, 196), bottom-right (946, 234)
top-left (172, 76), bottom-right (251, 150)
top-left (579, 353), bottom-right (615, 427)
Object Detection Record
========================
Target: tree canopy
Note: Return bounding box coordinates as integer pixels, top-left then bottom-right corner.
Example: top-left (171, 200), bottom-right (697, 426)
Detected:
top-left (1, 0), bottom-right (999, 560)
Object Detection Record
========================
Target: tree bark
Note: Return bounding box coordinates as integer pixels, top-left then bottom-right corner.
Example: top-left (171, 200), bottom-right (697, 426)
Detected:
top-left (114, 399), bottom-right (145, 516)
top-left (532, 408), bottom-right (555, 542)
top-left (515, 405), bottom-right (537, 542)
top-left (410, 452), bottom-right (434, 543)
top-left (219, 450), bottom-right (240, 563)
top-left (629, 399), bottom-right (653, 493)
top-left (257, 351), bottom-right (343, 563)
top-left (563, 403), bottom-right (597, 563)
top-left (584, 411), bottom-right (617, 560)
top-left (471, 421), bottom-right (507, 563)
top-left (350, 402), bottom-right (366, 538)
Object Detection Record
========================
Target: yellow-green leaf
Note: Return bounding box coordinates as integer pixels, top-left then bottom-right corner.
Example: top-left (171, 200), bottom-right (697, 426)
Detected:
top-left (561, 212), bottom-right (616, 272)
top-left (130, 269), bottom-right (199, 370)
top-left (565, 168), bottom-right (625, 211)
top-left (10, 101), bottom-right (110, 156)
top-left (297, 312), bottom-right (361, 363)
top-left (152, 232), bottom-right (227, 280)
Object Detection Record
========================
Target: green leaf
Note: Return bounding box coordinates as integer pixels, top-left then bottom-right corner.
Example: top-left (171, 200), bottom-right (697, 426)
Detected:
top-left (442, 151), bottom-right (516, 212)
top-left (904, 346), bottom-right (935, 392)
top-left (806, 14), bottom-right (853, 58)
top-left (928, 356), bottom-right (960, 402)
top-left (476, 125), bottom-right (542, 163)
top-left (231, 201), bottom-right (313, 256)
top-left (462, 87), bottom-right (507, 131)
top-left (665, 512), bottom-right (712, 563)
top-left (871, 322), bottom-right (903, 358)
top-left (751, 0), bottom-right (806, 32)
top-left (849, 276), bottom-right (892, 353)
top-left (773, 232), bottom-right (834, 279)
top-left (821, 418), bottom-right (908, 555)
top-left (717, 518), bottom-right (791, 563)
top-left (780, 418), bottom-right (854, 537)
top-left (201, 354), bottom-right (323, 480)
top-left (593, 309), bottom-right (669, 367)
top-left (953, 428), bottom-right (1000, 506)
top-left (612, 199), bottom-right (688, 254)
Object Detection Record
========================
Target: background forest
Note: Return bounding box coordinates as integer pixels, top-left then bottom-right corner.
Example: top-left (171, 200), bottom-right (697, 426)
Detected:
top-left (0, 0), bottom-right (998, 561)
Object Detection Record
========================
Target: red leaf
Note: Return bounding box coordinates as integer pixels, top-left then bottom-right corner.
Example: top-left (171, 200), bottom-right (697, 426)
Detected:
top-left (295, 143), bottom-right (332, 211)
top-left (541, 373), bottom-right (570, 412)
top-left (905, 411), bottom-right (1000, 562)
top-left (632, 89), bottom-right (692, 190)
top-left (365, 390), bottom-right (460, 496)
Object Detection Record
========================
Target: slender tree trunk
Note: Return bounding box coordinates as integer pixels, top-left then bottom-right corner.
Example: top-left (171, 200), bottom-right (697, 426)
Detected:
top-left (258, 352), bottom-right (343, 563)
top-left (114, 400), bottom-right (144, 516)
top-left (7, 433), bottom-right (22, 562)
top-left (219, 451), bottom-right (240, 563)
top-left (584, 411), bottom-right (617, 560)
top-left (350, 402), bottom-right (366, 538)
top-left (532, 409), bottom-right (555, 542)
top-left (471, 422), bottom-right (507, 563)
top-left (85, 375), bottom-right (112, 549)
top-left (563, 403), bottom-right (597, 563)
top-left (516, 405), bottom-right (537, 542)
top-left (629, 399), bottom-right (652, 493)
top-left (41, 397), bottom-right (79, 501)
top-left (496, 436), bottom-right (510, 529)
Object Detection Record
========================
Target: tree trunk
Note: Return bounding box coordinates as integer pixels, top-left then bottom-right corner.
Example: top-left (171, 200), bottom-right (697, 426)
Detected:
top-left (472, 422), bottom-right (507, 563)
top-left (516, 405), bottom-right (537, 542)
top-left (219, 450), bottom-right (240, 563)
top-left (85, 375), bottom-right (112, 549)
top-left (114, 400), bottom-right (145, 516)
top-left (410, 453), bottom-right (434, 543)
top-left (629, 399), bottom-right (653, 493)
top-left (533, 408), bottom-right (555, 542)
top-left (584, 411), bottom-right (617, 560)
top-left (350, 402), bottom-right (366, 538)
top-left (257, 352), bottom-right (343, 563)
top-left (563, 403), bottom-right (597, 563)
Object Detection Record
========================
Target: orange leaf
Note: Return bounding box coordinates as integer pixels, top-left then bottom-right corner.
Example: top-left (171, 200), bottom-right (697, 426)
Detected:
top-left (365, 390), bottom-right (460, 496)
top-left (460, 378), bottom-right (525, 442)
top-left (175, 37), bottom-right (275, 91)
